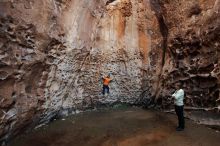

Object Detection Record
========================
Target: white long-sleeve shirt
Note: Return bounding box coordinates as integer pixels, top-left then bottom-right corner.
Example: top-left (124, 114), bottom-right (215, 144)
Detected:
top-left (172, 89), bottom-right (184, 106)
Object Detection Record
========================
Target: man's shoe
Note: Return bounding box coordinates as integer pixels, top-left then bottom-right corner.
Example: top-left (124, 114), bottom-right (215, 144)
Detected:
top-left (176, 127), bottom-right (184, 131)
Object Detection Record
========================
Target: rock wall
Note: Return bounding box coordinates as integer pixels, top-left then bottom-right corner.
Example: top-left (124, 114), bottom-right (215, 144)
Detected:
top-left (150, 0), bottom-right (220, 109)
top-left (0, 0), bottom-right (159, 142)
top-left (0, 0), bottom-right (219, 144)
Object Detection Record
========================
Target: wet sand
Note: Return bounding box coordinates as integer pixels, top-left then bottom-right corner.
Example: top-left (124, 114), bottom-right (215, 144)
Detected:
top-left (9, 108), bottom-right (220, 146)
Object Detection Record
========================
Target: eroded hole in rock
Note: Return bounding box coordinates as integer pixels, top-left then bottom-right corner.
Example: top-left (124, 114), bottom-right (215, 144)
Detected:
top-left (0, 0), bottom-right (220, 145)
top-left (0, 71), bottom-right (8, 80)
top-left (188, 3), bottom-right (202, 17)
top-left (106, 0), bottom-right (116, 5)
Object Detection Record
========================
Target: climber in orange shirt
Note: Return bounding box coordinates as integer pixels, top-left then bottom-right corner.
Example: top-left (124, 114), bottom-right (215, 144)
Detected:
top-left (102, 74), bottom-right (112, 95)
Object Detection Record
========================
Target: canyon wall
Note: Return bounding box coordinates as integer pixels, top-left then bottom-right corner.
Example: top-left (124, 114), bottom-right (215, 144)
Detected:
top-left (152, 0), bottom-right (220, 109)
top-left (0, 0), bottom-right (219, 143)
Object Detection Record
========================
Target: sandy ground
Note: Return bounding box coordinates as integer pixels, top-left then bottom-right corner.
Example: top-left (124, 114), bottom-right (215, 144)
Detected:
top-left (9, 108), bottom-right (220, 146)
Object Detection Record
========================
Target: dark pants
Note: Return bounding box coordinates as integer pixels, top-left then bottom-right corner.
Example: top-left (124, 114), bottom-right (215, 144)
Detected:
top-left (102, 85), bottom-right (109, 95)
top-left (175, 105), bottom-right (185, 129)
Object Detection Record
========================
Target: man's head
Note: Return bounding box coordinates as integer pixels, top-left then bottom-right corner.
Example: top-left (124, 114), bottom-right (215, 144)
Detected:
top-left (175, 82), bottom-right (182, 90)
top-left (107, 74), bottom-right (110, 78)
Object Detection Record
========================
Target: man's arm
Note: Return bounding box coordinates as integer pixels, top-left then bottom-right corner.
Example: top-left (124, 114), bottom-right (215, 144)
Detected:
top-left (172, 92), bottom-right (176, 98)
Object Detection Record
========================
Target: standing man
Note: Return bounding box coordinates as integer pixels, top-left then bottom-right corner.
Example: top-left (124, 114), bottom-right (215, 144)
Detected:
top-left (102, 74), bottom-right (112, 95)
top-left (172, 83), bottom-right (185, 131)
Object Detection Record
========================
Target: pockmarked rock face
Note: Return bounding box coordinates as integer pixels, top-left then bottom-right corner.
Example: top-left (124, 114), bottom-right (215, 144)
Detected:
top-left (0, 0), bottom-right (157, 142)
top-left (153, 0), bottom-right (220, 109)
top-left (0, 0), bottom-right (219, 143)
